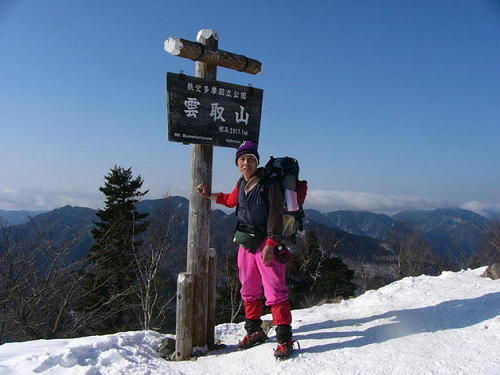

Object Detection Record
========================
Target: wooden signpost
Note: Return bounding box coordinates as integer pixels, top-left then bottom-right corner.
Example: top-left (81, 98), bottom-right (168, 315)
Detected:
top-left (164, 29), bottom-right (262, 360)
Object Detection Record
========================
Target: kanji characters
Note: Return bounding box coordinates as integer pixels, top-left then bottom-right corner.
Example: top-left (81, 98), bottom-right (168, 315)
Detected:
top-left (235, 105), bottom-right (249, 125)
top-left (184, 97), bottom-right (200, 118)
top-left (186, 80), bottom-right (248, 99)
top-left (210, 103), bottom-right (226, 122)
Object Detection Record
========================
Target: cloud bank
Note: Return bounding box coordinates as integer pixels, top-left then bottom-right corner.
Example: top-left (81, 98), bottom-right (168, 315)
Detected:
top-left (305, 189), bottom-right (455, 214)
top-left (2, 186), bottom-right (499, 218)
top-left (0, 185), bottom-right (190, 211)
top-left (460, 200), bottom-right (500, 217)
top-left (0, 187), bottom-right (101, 211)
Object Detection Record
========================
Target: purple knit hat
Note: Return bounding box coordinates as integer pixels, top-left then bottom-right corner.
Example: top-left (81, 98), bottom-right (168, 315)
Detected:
top-left (235, 141), bottom-right (259, 165)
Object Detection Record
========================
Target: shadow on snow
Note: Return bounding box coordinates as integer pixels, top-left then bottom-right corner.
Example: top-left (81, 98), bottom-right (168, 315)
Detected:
top-left (293, 292), bottom-right (500, 353)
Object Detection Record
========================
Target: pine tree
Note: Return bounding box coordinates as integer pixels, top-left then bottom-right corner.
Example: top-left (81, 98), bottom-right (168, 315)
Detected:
top-left (83, 165), bottom-right (149, 334)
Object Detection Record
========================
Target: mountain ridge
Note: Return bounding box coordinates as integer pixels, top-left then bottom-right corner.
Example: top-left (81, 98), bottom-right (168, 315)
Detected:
top-left (1, 201), bottom-right (493, 287)
top-left (0, 209), bottom-right (48, 226)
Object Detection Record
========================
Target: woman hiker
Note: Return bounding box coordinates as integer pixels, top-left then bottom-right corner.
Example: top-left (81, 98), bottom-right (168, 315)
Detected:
top-left (196, 140), bottom-right (294, 359)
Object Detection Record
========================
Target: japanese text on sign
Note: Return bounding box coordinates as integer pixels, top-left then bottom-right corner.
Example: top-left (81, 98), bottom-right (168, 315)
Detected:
top-left (167, 73), bottom-right (263, 148)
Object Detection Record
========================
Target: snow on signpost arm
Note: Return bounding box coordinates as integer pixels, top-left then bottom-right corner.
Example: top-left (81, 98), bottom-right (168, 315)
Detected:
top-left (164, 36), bottom-right (262, 75)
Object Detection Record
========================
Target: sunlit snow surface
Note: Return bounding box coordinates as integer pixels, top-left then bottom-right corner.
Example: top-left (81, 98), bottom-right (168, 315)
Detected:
top-left (1, 267), bottom-right (499, 374)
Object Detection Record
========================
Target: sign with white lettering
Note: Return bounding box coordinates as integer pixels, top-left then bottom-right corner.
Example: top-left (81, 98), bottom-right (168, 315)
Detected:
top-left (167, 73), bottom-right (263, 148)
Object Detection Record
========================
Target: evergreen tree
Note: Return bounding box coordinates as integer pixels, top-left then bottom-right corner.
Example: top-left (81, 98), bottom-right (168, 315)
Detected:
top-left (83, 165), bottom-right (149, 334)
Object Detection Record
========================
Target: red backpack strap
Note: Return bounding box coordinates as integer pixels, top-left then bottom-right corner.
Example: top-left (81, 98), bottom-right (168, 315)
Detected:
top-left (297, 180), bottom-right (308, 206)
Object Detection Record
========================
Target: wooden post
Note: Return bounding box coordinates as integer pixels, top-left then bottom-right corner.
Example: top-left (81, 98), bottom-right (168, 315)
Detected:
top-left (175, 273), bottom-right (194, 360)
top-left (185, 29), bottom-right (217, 349)
top-left (166, 28), bottom-right (262, 360)
top-left (207, 247), bottom-right (217, 349)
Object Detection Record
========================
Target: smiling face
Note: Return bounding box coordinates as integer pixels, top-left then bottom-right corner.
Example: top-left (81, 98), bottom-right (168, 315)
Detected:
top-left (237, 154), bottom-right (258, 181)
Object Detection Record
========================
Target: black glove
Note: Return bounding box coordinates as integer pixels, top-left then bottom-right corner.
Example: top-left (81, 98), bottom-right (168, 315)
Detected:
top-left (275, 245), bottom-right (293, 264)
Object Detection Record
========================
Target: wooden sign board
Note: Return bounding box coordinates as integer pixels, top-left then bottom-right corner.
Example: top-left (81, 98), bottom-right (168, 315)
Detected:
top-left (167, 72), bottom-right (263, 148)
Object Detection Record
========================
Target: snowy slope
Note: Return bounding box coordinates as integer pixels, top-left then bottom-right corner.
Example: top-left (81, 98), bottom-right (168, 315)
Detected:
top-left (0, 267), bottom-right (499, 375)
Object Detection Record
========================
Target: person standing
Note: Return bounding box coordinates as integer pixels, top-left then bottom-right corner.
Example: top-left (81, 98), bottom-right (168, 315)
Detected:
top-left (196, 141), bottom-right (294, 359)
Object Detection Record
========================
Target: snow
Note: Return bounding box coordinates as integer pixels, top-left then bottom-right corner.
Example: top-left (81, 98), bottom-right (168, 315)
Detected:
top-left (164, 37), bottom-right (182, 55)
top-left (196, 29), bottom-right (218, 42)
top-left (1, 267), bottom-right (499, 375)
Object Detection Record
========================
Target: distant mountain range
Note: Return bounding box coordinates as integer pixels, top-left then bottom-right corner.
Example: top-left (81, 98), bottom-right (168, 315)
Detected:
top-left (1, 201), bottom-right (495, 256)
top-left (393, 208), bottom-right (490, 256)
top-left (306, 207), bottom-right (492, 257)
top-left (0, 205), bottom-right (97, 263)
top-left (304, 209), bottom-right (397, 241)
top-left (0, 209), bottom-right (48, 226)
top-left (1, 200), bottom-right (496, 290)
top-left (483, 210), bottom-right (500, 221)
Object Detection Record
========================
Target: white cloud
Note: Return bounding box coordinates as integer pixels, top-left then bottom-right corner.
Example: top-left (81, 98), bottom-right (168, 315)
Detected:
top-left (146, 185), bottom-right (190, 200)
top-left (1, 187), bottom-right (17, 194)
top-left (461, 200), bottom-right (500, 216)
top-left (2, 185), bottom-right (499, 218)
top-left (0, 187), bottom-right (102, 211)
top-left (305, 189), bottom-right (454, 214)
top-left (0, 184), bottom-right (189, 211)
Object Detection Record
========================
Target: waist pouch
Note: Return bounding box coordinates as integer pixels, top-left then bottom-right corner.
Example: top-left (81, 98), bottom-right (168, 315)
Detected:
top-left (234, 224), bottom-right (266, 252)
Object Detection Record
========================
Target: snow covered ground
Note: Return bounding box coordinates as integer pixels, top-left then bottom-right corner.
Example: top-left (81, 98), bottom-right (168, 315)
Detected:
top-left (0, 267), bottom-right (499, 375)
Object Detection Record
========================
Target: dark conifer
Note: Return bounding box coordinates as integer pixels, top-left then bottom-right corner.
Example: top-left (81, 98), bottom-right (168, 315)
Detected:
top-left (83, 165), bottom-right (149, 334)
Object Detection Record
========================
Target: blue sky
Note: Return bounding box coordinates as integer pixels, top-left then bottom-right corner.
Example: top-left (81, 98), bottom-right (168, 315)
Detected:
top-left (1, 0), bottom-right (499, 215)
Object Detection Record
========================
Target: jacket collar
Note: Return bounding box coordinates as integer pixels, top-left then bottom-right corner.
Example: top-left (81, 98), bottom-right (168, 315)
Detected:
top-left (242, 168), bottom-right (264, 195)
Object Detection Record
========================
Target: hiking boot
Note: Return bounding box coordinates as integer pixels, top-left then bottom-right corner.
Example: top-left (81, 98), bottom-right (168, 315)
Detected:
top-left (238, 330), bottom-right (268, 350)
top-left (274, 340), bottom-right (295, 360)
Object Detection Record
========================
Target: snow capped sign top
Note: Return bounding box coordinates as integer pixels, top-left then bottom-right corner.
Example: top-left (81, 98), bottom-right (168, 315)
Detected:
top-left (167, 72), bottom-right (263, 148)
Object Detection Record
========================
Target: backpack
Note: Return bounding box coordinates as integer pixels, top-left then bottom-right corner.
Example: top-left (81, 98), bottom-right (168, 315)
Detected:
top-left (262, 156), bottom-right (308, 241)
